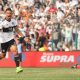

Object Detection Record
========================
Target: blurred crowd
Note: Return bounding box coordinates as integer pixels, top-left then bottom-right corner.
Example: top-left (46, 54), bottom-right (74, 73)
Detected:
top-left (0, 0), bottom-right (80, 52)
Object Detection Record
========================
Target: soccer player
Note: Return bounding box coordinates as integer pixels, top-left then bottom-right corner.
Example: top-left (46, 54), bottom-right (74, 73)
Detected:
top-left (0, 8), bottom-right (26, 73)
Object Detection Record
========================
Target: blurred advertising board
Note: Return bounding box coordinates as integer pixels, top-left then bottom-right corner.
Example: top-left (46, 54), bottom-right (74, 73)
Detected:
top-left (0, 52), bottom-right (80, 67)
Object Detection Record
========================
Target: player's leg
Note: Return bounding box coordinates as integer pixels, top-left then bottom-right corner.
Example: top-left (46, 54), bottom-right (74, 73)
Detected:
top-left (0, 43), bottom-right (8, 59)
top-left (10, 44), bottom-right (23, 73)
top-left (17, 43), bottom-right (23, 66)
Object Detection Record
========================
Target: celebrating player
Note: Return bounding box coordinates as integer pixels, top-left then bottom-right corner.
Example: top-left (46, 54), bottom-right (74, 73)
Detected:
top-left (0, 8), bottom-right (26, 73)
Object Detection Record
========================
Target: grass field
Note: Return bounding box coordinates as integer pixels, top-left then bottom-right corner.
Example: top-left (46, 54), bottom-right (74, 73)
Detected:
top-left (0, 68), bottom-right (80, 80)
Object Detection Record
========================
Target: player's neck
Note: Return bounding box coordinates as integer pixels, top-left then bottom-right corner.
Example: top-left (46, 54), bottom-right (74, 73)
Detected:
top-left (5, 17), bottom-right (11, 22)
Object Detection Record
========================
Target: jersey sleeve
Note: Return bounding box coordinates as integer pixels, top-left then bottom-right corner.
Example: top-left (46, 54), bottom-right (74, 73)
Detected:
top-left (0, 21), bottom-right (3, 29)
top-left (13, 19), bottom-right (18, 27)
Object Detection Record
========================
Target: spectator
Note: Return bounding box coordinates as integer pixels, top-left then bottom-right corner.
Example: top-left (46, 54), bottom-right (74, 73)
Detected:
top-left (64, 21), bottom-right (73, 45)
top-left (0, 0), bottom-right (80, 51)
top-left (38, 33), bottom-right (47, 48)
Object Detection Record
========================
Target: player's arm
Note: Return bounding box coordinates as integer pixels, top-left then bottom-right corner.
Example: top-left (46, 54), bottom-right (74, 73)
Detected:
top-left (14, 26), bottom-right (24, 37)
top-left (14, 26), bottom-right (28, 42)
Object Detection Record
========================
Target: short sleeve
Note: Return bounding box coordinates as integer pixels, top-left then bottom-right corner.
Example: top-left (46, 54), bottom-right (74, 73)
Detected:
top-left (12, 19), bottom-right (18, 27)
top-left (14, 20), bottom-right (18, 26)
top-left (0, 21), bottom-right (3, 29)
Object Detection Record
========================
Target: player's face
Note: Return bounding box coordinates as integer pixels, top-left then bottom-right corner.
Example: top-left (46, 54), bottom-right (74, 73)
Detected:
top-left (6, 10), bottom-right (12, 20)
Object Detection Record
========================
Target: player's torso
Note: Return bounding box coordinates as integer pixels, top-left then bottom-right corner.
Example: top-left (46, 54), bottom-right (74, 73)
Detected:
top-left (0, 19), bottom-right (17, 43)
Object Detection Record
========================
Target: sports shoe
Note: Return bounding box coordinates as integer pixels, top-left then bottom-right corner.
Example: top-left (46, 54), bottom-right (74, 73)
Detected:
top-left (16, 67), bottom-right (23, 73)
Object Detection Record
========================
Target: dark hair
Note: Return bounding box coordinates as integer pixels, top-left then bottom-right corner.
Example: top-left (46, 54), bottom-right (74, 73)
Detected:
top-left (5, 8), bottom-right (12, 12)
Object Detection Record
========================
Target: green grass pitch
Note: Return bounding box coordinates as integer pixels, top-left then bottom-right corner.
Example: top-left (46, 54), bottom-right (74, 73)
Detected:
top-left (0, 68), bottom-right (80, 80)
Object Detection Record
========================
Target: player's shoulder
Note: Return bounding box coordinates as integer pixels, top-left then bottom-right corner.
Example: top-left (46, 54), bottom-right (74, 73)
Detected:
top-left (11, 18), bottom-right (17, 22)
top-left (11, 18), bottom-right (18, 26)
top-left (0, 17), bottom-right (5, 25)
top-left (0, 17), bottom-right (5, 22)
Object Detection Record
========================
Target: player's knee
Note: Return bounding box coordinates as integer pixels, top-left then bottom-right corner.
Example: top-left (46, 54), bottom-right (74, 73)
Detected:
top-left (10, 45), bottom-right (18, 56)
top-left (10, 45), bottom-right (18, 52)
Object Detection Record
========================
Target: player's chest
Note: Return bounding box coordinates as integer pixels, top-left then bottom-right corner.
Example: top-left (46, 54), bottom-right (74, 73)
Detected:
top-left (2, 21), bottom-right (15, 28)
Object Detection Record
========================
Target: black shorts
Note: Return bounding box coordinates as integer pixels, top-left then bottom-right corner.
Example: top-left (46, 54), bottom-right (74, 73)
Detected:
top-left (1, 39), bottom-right (15, 53)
